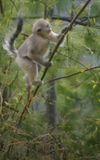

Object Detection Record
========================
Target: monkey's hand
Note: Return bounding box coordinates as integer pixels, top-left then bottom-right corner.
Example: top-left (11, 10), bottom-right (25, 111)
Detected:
top-left (61, 25), bottom-right (72, 34)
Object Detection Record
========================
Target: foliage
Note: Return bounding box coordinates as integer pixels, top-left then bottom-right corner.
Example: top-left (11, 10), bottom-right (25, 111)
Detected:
top-left (0, 0), bottom-right (100, 160)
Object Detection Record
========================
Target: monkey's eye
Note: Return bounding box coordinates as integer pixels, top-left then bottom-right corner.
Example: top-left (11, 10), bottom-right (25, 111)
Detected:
top-left (37, 28), bottom-right (42, 32)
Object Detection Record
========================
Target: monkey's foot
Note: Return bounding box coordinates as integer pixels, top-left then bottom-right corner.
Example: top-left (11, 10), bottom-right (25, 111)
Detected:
top-left (28, 93), bottom-right (34, 102)
top-left (33, 80), bottom-right (42, 86)
top-left (44, 61), bottom-right (53, 68)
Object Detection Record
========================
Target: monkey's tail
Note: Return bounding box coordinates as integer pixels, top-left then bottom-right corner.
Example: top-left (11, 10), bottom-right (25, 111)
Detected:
top-left (3, 12), bottom-right (24, 58)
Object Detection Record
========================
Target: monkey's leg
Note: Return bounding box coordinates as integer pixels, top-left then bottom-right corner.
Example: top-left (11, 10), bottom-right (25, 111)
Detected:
top-left (25, 63), bottom-right (42, 99)
top-left (24, 74), bottom-right (33, 100)
top-left (27, 62), bottom-right (43, 86)
top-left (32, 56), bottom-right (52, 68)
top-left (27, 85), bottom-right (33, 101)
top-left (16, 56), bottom-right (42, 99)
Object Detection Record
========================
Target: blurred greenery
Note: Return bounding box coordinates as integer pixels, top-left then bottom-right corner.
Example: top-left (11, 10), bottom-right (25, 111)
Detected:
top-left (0, 0), bottom-right (100, 160)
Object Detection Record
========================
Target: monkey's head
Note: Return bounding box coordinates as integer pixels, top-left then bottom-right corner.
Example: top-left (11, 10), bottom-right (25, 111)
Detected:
top-left (32, 19), bottom-right (52, 38)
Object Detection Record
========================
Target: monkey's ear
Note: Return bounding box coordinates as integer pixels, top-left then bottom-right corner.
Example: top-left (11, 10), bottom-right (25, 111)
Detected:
top-left (37, 28), bottom-right (42, 32)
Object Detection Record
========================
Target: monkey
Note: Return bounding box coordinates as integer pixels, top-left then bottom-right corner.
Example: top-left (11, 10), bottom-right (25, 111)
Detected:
top-left (3, 16), bottom-right (66, 98)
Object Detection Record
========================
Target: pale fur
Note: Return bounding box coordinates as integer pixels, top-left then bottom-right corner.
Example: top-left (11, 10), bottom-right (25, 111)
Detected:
top-left (4, 19), bottom-right (66, 87)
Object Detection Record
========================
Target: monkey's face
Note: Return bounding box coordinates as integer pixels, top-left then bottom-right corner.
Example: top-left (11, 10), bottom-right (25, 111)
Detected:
top-left (35, 20), bottom-right (52, 38)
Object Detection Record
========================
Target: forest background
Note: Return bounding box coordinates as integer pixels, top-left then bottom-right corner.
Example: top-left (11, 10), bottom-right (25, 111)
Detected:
top-left (0, 0), bottom-right (100, 160)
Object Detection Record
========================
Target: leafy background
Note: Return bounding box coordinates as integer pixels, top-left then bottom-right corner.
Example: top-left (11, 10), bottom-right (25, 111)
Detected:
top-left (0, 0), bottom-right (100, 159)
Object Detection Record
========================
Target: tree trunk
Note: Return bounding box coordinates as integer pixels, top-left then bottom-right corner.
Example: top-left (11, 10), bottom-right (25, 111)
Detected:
top-left (46, 81), bottom-right (58, 127)
top-left (0, 0), bottom-right (4, 16)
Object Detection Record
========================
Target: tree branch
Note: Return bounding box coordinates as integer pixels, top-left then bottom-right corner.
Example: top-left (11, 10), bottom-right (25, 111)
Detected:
top-left (47, 65), bottom-right (100, 83)
top-left (51, 16), bottom-right (90, 26)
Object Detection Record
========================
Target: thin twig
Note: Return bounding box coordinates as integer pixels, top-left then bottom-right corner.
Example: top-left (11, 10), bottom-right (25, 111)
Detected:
top-left (60, 53), bottom-right (88, 69)
top-left (10, 0), bottom-right (18, 11)
top-left (12, 96), bottom-right (22, 119)
top-left (4, 104), bottom-right (19, 112)
top-left (12, 15), bottom-right (100, 20)
top-left (52, 16), bottom-right (90, 26)
top-left (21, 32), bottom-right (29, 37)
top-left (60, 52), bottom-right (97, 80)
top-left (47, 65), bottom-right (100, 83)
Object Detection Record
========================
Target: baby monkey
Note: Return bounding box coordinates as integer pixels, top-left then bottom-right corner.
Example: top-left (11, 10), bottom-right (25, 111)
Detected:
top-left (3, 16), bottom-right (66, 97)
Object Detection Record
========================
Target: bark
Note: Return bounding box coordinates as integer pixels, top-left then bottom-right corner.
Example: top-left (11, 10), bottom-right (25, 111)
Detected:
top-left (46, 81), bottom-right (58, 127)
top-left (0, 0), bottom-right (4, 16)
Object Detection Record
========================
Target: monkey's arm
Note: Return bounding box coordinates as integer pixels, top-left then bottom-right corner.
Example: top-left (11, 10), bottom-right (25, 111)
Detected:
top-left (28, 50), bottom-right (51, 67)
top-left (33, 56), bottom-right (51, 67)
top-left (48, 31), bottom-right (59, 42)
top-left (48, 30), bottom-right (66, 47)
top-left (48, 26), bottom-right (68, 43)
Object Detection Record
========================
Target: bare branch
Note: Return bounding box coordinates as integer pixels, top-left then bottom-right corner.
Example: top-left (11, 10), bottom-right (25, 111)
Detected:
top-left (51, 16), bottom-right (90, 26)
top-left (47, 65), bottom-right (100, 83)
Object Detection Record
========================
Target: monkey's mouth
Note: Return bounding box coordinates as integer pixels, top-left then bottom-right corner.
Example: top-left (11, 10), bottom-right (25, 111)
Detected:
top-left (47, 29), bottom-right (51, 33)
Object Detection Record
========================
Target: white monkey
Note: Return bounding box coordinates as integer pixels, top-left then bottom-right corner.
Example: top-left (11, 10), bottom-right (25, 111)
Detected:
top-left (3, 16), bottom-right (66, 97)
